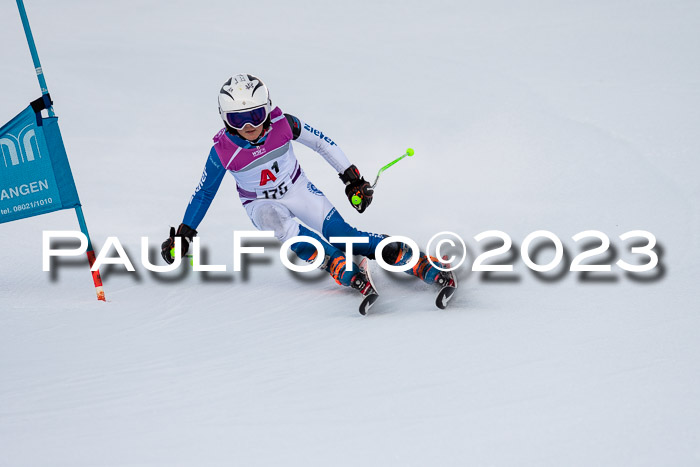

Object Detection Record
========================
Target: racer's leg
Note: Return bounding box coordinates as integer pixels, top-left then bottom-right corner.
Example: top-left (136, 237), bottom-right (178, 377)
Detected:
top-left (285, 178), bottom-right (384, 257)
top-left (245, 199), bottom-right (358, 286)
top-left (282, 177), bottom-right (444, 284)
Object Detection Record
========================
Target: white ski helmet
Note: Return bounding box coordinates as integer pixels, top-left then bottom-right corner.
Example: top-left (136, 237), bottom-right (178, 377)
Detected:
top-left (218, 74), bottom-right (272, 129)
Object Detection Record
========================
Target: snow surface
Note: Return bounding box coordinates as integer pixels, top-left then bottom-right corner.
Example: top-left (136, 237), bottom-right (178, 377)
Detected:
top-left (1, 1), bottom-right (699, 466)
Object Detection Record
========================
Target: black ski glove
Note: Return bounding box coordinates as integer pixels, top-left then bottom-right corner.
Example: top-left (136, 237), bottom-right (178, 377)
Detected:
top-left (161, 223), bottom-right (197, 264)
top-left (339, 165), bottom-right (373, 213)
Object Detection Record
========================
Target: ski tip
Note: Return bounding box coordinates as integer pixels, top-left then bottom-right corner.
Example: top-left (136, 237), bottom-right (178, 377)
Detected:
top-left (359, 293), bottom-right (379, 315)
top-left (435, 287), bottom-right (456, 310)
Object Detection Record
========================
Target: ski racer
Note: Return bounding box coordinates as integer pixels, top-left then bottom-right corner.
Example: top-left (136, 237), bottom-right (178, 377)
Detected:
top-left (161, 74), bottom-right (451, 305)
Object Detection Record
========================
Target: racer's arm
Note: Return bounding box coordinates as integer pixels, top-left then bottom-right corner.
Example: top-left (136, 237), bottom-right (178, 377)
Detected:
top-left (161, 147), bottom-right (226, 264)
top-left (285, 114), bottom-right (352, 173)
top-left (285, 113), bottom-right (373, 213)
top-left (182, 147), bottom-right (226, 230)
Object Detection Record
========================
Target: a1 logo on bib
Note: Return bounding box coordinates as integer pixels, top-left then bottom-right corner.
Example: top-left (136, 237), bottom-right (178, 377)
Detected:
top-left (307, 182), bottom-right (323, 196)
top-left (260, 160), bottom-right (280, 186)
top-left (260, 169), bottom-right (277, 186)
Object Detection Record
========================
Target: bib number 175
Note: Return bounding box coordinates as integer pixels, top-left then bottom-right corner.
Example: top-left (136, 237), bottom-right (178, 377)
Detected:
top-left (262, 182), bottom-right (288, 200)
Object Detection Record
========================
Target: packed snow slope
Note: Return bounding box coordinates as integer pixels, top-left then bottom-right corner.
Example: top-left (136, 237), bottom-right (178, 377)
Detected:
top-left (1, 1), bottom-right (699, 466)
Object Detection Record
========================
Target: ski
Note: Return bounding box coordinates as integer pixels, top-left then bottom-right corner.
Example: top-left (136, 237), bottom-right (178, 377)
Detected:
top-left (359, 292), bottom-right (379, 315)
top-left (434, 260), bottom-right (457, 310)
top-left (354, 257), bottom-right (378, 315)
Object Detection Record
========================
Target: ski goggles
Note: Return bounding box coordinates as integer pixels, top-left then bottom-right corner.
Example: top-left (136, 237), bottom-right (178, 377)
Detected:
top-left (224, 106), bottom-right (269, 130)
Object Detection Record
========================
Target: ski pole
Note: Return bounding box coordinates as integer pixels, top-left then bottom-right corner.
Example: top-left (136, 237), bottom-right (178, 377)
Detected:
top-left (352, 148), bottom-right (415, 206)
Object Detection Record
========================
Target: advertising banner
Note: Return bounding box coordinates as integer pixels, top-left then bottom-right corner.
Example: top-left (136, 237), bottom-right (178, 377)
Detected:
top-left (0, 103), bottom-right (80, 224)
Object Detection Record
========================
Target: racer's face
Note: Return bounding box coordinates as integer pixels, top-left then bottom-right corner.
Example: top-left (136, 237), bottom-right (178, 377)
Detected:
top-left (239, 123), bottom-right (264, 141)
